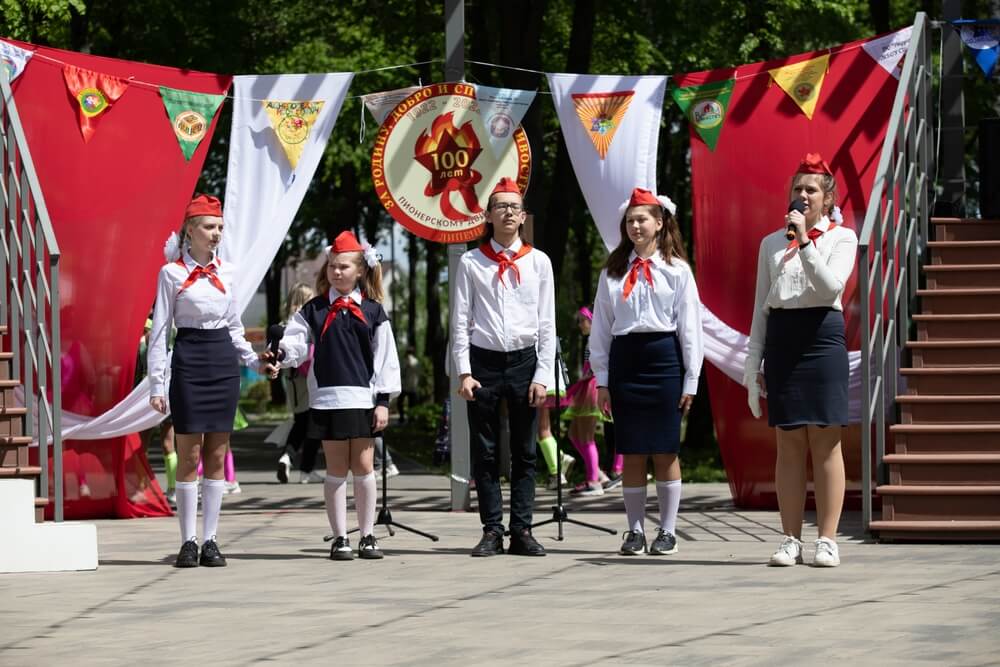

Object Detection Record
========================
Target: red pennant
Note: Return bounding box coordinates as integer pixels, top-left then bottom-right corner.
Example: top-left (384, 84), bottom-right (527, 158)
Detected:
top-left (62, 64), bottom-right (129, 142)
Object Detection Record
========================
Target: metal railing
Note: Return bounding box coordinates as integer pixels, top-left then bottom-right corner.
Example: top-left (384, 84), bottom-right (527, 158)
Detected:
top-left (858, 12), bottom-right (936, 531)
top-left (0, 68), bottom-right (64, 521)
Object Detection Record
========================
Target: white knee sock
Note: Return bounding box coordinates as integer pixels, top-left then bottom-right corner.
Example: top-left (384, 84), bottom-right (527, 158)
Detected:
top-left (622, 485), bottom-right (647, 534)
top-left (354, 471), bottom-right (377, 537)
top-left (324, 475), bottom-right (348, 537)
top-left (176, 480), bottom-right (198, 543)
top-left (656, 479), bottom-right (682, 535)
top-left (201, 478), bottom-right (226, 542)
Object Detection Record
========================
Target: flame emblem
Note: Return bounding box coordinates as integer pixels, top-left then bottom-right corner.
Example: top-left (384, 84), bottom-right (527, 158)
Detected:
top-left (414, 112), bottom-right (484, 220)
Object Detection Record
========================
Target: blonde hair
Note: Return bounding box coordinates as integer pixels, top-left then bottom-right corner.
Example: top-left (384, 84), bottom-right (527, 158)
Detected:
top-left (315, 252), bottom-right (385, 302)
top-left (178, 215), bottom-right (221, 253)
top-left (284, 283), bottom-right (314, 320)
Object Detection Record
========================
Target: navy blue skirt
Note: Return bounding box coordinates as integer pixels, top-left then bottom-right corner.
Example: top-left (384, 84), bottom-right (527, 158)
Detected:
top-left (608, 331), bottom-right (684, 455)
top-left (169, 328), bottom-right (240, 435)
top-left (764, 308), bottom-right (849, 427)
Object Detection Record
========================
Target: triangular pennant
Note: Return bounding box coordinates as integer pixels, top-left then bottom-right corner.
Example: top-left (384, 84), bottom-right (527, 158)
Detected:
top-left (671, 79), bottom-right (734, 151)
top-left (768, 53), bottom-right (830, 120)
top-left (571, 90), bottom-right (634, 159)
top-left (862, 27), bottom-right (912, 80)
top-left (362, 86), bottom-right (422, 125)
top-left (262, 99), bottom-right (326, 169)
top-left (62, 64), bottom-right (129, 142)
top-left (474, 84), bottom-right (536, 157)
top-left (159, 86), bottom-right (226, 161)
top-left (955, 21), bottom-right (1000, 78)
top-left (0, 39), bottom-right (33, 83)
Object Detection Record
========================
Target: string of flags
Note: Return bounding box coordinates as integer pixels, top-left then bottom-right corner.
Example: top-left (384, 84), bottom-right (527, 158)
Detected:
top-left (953, 19), bottom-right (1000, 78)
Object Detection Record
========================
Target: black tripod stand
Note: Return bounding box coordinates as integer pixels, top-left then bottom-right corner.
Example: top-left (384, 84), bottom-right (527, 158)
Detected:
top-left (531, 341), bottom-right (615, 540)
top-left (340, 436), bottom-right (439, 542)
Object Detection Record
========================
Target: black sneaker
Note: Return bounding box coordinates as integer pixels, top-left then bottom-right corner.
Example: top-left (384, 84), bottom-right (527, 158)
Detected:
top-left (199, 539), bottom-right (227, 567)
top-left (358, 534), bottom-right (384, 559)
top-left (649, 529), bottom-right (678, 555)
top-left (508, 529), bottom-right (546, 556)
top-left (470, 530), bottom-right (504, 557)
top-left (620, 530), bottom-right (646, 556)
top-left (329, 536), bottom-right (354, 561)
top-left (174, 539), bottom-right (199, 568)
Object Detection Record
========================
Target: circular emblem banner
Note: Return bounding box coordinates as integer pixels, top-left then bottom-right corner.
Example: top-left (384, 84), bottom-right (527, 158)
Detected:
top-left (372, 83), bottom-right (531, 244)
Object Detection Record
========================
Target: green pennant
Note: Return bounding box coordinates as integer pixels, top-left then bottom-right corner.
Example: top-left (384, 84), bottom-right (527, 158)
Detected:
top-left (671, 80), bottom-right (734, 152)
top-left (159, 86), bottom-right (226, 161)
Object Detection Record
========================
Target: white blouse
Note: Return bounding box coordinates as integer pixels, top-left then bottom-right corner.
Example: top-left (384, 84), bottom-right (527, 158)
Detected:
top-left (452, 237), bottom-right (557, 388)
top-left (746, 217), bottom-right (858, 372)
top-left (147, 251), bottom-right (258, 398)
top-left (589, 252), bottom-right (704, 396)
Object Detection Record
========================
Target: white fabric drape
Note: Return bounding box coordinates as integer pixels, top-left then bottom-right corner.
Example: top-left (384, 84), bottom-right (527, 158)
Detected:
top-left (44, 72), bottom-right (353, 442)
top-left (546, 73), bottom-right (667, 251)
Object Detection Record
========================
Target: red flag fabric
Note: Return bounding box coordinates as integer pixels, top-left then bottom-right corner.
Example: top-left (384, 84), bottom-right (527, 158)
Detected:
top-left (8, 38), bottom-right (232, 519)
top-left (61, 64), bottom-right (129, 142)
top-left (674, 33), bottom-right (901, 509)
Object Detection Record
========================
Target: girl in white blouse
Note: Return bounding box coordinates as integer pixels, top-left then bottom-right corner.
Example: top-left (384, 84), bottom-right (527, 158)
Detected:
top-left (148, 194), bottom-right (261, 569)
top-left (591, 188), bottom-right (704, 557)
top-left (744, 154), bottom-right (858, 568)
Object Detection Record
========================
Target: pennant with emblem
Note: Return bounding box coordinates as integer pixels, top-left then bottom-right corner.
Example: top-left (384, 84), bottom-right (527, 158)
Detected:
top-left (0, 39), bottom-right (33, 83)
top-left (862, 27), bottom-right (912, 80)
top-left (768, 54), bottom-right (830, 120)
top-left (953, 20), bottom-right (1000, 78)
top-left (62, 64), bottom-right (129, 142)
top-left (671, 79), bottom-right (734, 151)
top-left (571, 91), bottom-right (634, 159)
top-left (263, 100), bottom-right (326, 169)
top-left (159, 86), bottom-right (225, 161)
top-left (474, 84), bottom-right (536, 157)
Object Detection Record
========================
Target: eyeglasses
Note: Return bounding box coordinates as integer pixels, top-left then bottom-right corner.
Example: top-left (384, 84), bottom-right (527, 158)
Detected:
top-left (491, 203), bottom-right (524, 213)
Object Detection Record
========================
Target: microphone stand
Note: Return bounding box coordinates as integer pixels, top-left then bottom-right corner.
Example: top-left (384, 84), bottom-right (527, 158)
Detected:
top-left (531, 339), bottom-right (615, 540)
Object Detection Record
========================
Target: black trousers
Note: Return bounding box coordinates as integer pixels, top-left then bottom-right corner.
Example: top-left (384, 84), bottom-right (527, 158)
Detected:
top-left (467, 345), bottom-right (538, 534)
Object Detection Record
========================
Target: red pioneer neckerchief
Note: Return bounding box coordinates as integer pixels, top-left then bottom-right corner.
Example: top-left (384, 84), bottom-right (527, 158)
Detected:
top-left (478, 242), bottom-right (533, 287)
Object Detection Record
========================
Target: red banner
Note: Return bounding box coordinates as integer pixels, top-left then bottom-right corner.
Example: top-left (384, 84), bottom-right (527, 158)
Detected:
top-left (675, 34), bottom-right (901, 508)
top-left (9, 39), bottom-right (231, 518)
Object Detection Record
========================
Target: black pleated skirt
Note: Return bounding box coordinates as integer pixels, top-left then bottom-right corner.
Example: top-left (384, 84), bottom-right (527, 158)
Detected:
top-left (307, 408), bottom-right (379, 441)
top-left (169, 328), bottom-right (240, 435)
top-left (764, 307), bottom-right (849, 427)
top-left (608, 331), bottom-right (684, 455)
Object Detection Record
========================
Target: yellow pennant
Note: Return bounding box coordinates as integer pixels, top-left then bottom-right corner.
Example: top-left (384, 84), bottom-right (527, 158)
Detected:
top-left (571, 91), bottom-right (634, 159)
top-left (262, 99), bottom-right (326, 168)
top-left (768, 54), bottom-right (830, 120)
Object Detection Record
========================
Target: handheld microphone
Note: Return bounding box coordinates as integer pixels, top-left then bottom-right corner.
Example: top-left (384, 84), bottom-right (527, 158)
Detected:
top-left (266, 324), bottom-right (285, 362)
top-left (786, 199), bottom-right (807, 241)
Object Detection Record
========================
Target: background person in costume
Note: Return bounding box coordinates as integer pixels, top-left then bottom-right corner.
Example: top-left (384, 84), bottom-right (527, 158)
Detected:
top-left (592, 188), bottom-right (704, 557)
top-left (148, 194), bottom-right (262, 568)
top-left (268, 231), bottom-right (401, 561)
top-left (452, 177), bottom-right (556, 557)
top-left (745, 153), bottom-right (857, 568)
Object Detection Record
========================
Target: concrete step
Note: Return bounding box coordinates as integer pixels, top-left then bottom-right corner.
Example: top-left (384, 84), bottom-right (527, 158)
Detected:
top-left (928, 240), bottom-right (1000, 265)
top-left (914, 314), bottom-right (1000, 340)
top-left (900, 366), bottom-right (1000, 394)
top-left (877, 484), bottom-right (1000, 521)
top-left (905, 339), bottom-right (1000, 366)
top-left (884, 453), bottom-right (1000, 485)
top-left (932, 218), bottom-right (1000, 242)
top-left (916, 288), bottom-right (1000, 314)
top-left (0, 480), bottom-right (98, 573)
top-left (897, 395), bottom-right (1000, 423)
top-left (890, 424), bottom-right (1000, 453)
top-left (924, 264), bottom-right (1000, 289)
top-left (869, 519), bottom-right (1000, 541)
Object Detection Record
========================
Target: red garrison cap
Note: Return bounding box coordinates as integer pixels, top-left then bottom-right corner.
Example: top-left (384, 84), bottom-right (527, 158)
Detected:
top-left (797, 153), bottom-right (833, 176)
top-left (628, 187), bottom-right (660, 207)
top-left (328, 230), bottom-right (364, 254)
top-left (490, 177), bottom-right (522, 196)
top-left (185, 193), bottom-right (222, 219)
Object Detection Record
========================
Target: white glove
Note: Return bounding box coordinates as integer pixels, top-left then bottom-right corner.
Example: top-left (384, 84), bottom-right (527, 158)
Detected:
top-left (745, 376), bottom-right (762, 419)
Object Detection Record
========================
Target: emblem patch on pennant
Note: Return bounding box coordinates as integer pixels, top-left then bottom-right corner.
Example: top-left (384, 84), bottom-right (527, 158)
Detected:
top-left (571, 90), bottom-right (634, 159)
top-left (768, 53), bottom-right (830, 120)
top-left (263, 100), bottom-right (326, 169)
top-left (78, 87), bottom-right (109, 117)
top-left (159, 86), bottom-right (226, 161)
top-left (173, 110), bottom-right (207, 142)
top-left (62, 65), bottom-right (129, 142)
top-left (692, 100), bottom-right (724, 130)
top-left (670, 79), bottom-right (733, 152)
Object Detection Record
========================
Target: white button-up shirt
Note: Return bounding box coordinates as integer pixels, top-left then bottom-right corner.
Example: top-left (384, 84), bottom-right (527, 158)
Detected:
top-left (147, 251), bottom-right (258, 397)
top-left (452, 237), bottom-right (556, 388)
top-left (746, 217), bottom-right (859, 371)
top-left (589, 252), bottom-right (704, 396)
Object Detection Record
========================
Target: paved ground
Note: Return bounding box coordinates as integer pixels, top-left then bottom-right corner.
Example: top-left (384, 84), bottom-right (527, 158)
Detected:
top-left (2, 424), bottom-right (999, 666)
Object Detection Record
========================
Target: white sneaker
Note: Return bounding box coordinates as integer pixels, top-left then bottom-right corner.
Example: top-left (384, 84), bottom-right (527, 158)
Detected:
top-left (560, 453), bottom-right (575, 480)
top-left (768, 535), bottom-right (803, 566)
top-left (385, 463), bottom-right (400, 478)
top-left (300, 470), bottom-right (325, 484)
top-left (546, 473), bottom-right (569, 490)
top-left (276, 453), bottom-right (291, 484)
top-left (813, 537), bottom-right (841, 567)
top-left (165, 489), bottom-right (176, 508)
top-left (224, 481), bottom-right (242, 495)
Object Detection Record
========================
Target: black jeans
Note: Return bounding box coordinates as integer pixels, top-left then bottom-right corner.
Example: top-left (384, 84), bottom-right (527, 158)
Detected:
top-left (467, 345), bottom-right (539, 534)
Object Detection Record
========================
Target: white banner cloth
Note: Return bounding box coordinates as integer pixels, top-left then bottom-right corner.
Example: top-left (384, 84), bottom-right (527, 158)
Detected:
top-left (546, 73), bottom-right (667, 250)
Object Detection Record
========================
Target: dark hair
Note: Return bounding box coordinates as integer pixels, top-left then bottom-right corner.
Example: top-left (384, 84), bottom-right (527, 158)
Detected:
top-left (479, 195), bottom-right (527, 242)
top-left (606, 205), bottom-right (688, 279)
top-left (789, 172), bottom-right (839, 217)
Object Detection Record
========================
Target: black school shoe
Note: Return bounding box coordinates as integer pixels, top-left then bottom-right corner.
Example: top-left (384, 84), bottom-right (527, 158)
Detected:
top-left (174, 539), bottom-right (199, 568)
top-left (329, 536), bottom-right (354, 561)
top-left (470, 530), bottom-right (504, 557)
top-left (358, 534), bottom-right (384, 559)
top-left (508, 529), bottom-right (546, 556)
top-left (620, 530), bottom-right (647, 556)
top-left (648, 529), bottom-right (678, 555)
top-left (199, 539), bottom-right (228, 567)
